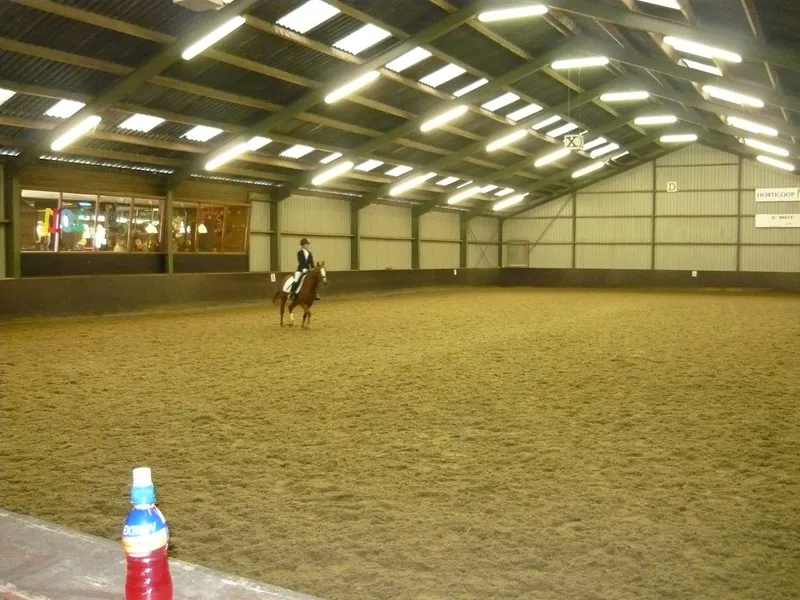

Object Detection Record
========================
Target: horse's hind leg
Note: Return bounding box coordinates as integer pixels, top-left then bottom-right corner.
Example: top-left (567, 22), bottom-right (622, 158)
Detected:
top-left (287, 300), bottom-right (297, 327)
top-left (279, 296), bottom-right (286, 327)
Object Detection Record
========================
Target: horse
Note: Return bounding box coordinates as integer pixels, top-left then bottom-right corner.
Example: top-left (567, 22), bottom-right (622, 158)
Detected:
top-left (272, 262), bottom-right (327, 328)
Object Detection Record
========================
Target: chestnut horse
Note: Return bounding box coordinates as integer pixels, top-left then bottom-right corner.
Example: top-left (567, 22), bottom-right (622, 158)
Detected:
top-left (272, 262), bottom-right (327, 328)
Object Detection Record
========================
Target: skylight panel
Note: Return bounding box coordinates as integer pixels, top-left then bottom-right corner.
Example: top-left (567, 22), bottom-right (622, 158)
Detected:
top-left (118, 114), bottom-right (165, 133)
top-left (0, 88), bottom-right (15, 106)
top-left (495, 188), bottom-right (515, 197)
top-left (679, 58), bottom-right (722, 77)
top-left (355, 159), bottom-right (383, 172)
top-left (480, 184), bottom-right (498, 193)
top-left (420, 64), bottom-right (466, 88)
top-left (506, 103), bottom-right (542, 122)
top-left (183, 125), bottom-right (223, 142)
top-left (453, 78), bottom-right (488, 97)
top-left (45, 99), bottom-right (85, 119)
top-left (436, 176), bottom-right (459, 186)
top-left (280, 144), bottom-right (315, 159)
top-left (481, 93), bottom-right (520, 112)
top-left (320, 151), bottom-right (342, 164)
top-left (385, 165), bottom-right (414, 177)
top-left (276, 0), bottom-right (340, 34)
top-left (333, 24), bottom-right (391, 55)
top-left (530, 115), bottom-right (560, 130)
top-left (385, 47), bottom-right (432, 73)
top-left (547, 122), bottom-right (578, 137)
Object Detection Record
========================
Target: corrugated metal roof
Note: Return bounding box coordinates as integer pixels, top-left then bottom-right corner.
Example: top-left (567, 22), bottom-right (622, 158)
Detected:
top-left (0, 50), bottom-right (123, 94)
top-left (55, 0), bottom-right (196, 37)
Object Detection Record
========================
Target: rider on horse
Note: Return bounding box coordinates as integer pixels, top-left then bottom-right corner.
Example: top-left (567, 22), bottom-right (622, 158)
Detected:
top-left (290, 238), bottom-right (321, 300)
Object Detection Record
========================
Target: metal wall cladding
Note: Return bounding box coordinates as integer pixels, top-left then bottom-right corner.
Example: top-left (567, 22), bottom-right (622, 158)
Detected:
top-left (281, 194), bottom-right (350, 235)
top-left (655, 217), bottom-right (738, 244)
top-left (740, 246), bottom-right (800, 272)
top-left (250, 200), bottom-right (270, 232)
top-left (281, 234), bottom-right (349, 272)
top-left (576, 192), bottom-right (652, 217)
top-left (360, 203), bottom-right (411, 238)
top-left (742, 158), bottom-right (800, 189)
top-left (654, 245), bottom-right (737, 272)
top-left (576, 217), bottom-right (652, 243)
top-left (0, 228), bottom-right (5, 278)
top-left (419, 242), bottom-right (459, 269)
top-left (360, 240), bottom-right (412, 270)
top-left (528, 244), bottom-right (572, 268)
top-left (468, 243), bottom-right (498, 268)
top-left (249, 234), bottom-right (270, 273)
top-left (419, 210), bottom-right (459, 241)
top-left (466, 216), bottom-right (499, 243)
top-left (655, 144), bottom-right (738, 166)
top-left (740, 218), bottom-right (800, 245)
top-left (739, 192), bottom-right (799, 216)
top-left (575, 245), bottom-right (652, 270)
top-left (656, 165), bottom-right (739, 191)
top-left (514, 196), bottom-right (573, 218)
top-left (504, 217), bottom-right (572, 244)
top-left (583, 163), bottom-right (653, 193)
top-left (656, 191), bottom-right (738, 216)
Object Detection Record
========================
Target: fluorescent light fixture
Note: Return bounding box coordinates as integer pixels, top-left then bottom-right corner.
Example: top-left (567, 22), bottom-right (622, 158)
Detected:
top-left (117, 114), bottom-right (165, 133)
top-left (637, 0), bottom-right (681, 9)
top-left (182, 16), bottom-right (246, 60)
top-left (552, 56), bottom-right (609, 70)
top-left (530, 115), bottom-right (560, 130)
top-left (486, 129), bottom-right (527, 152)
top-left (590, 143), bottom-right (620, 158)
top-left (726, 116), bottom-right (778, 137)
top-left (385, 165), bottom-right (414, 177)
top-left (534, 147), bottom-right (570, 167)
top-left (45, 99), bottom-right (85, 119)
top-left (276, 0), bottom-right (340, 34)
top-left (495, 187), bottom-right (515, 197)
top-left (0, 88), bottom-right (15, 106)
top-left (742, 138), bottom-right (789, 157)
top-left (662, 36), bottom-right (742, 63)
top-left (702, 85), bottom-right (764, 108)
top-left (600, 91), bottom-right (650, 102)
top-left (420, 105), bottom-right (468, 132)
top-left (572, 161), bottom-right (605, 178)
top-left (506, 103), bottom-right (542, 122)
top-left (320, 151), bottom-right (342, 164)
top-left (478, 4), bottom-right (548, 22)
top-left (436, 176), bottom-right (459, 186)
top-left (447, 185), bottom-right (481, 205)
top-left (493, 193), bottom-right (527, 211)
top-left (183, 125), bottom-right (223, 142)
top-left (280, 144), bottom-right (315, 159)
top-left (355, 159), bottom-right (383, 172)
top-left (51, 115), bottom-right (101, 151)
top-left (385, 47), bottom-right (431, 73)
top-left (312, 161), bottom-right (354, 185)
top-left (205, 136), bottom-right (271, 170)
top-left (547, 122), bottom-right (578, 137)
top-left (456, 180), bottom-right (473, 188)
top-left (679, 58), bottom-right (722, 76)
top-left (756, 155), bottom-right (795, 172)
top-left (389, 172), bottom-right (437, 196)
top-left (325, 70), bottom-right (380, 103)
top-left (610, 151), bottom-right (629, 160)
top-left (480, 184), bottom-right (498, 193)
top-left (660, 133), bottom-right (697, 143)
top-left (333, 24), bottom-right (391, 55)
top-left (420, 64), bottom-right (466, 88)
top-left (453, 78), bottom-right (488, 97)
top-left (482, 92), bottom-right (520, 112)
top-left (634, 115), bottom-right (677, 125)
top-left (582, 137), bottom-right (608, 151)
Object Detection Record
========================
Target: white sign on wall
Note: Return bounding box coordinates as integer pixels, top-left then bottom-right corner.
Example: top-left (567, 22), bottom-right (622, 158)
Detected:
top-left (755, 188), bottom-right (800, 202)
top-left (754, 214), bottom-right (800, 228)
top-left (666, 181), bottom-right (678, 193)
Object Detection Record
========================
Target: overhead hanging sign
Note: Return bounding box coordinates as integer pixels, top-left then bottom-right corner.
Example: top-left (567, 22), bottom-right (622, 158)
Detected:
top-left (564, 134), bottom-right (584, 150)
top-left (755, 214), bottom-right (800, 228)
top-left (755, 188), bottom-right (800, 202)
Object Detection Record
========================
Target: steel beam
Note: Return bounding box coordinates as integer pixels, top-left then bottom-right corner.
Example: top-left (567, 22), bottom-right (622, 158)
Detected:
top-left (3, 171), bottom-right (21, 278)
top-left (163, 191), bottom-right (174, 274)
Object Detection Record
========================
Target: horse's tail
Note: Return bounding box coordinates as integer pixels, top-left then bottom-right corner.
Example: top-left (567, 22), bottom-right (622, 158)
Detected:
top-left (272, 289), bottom-right (282, 305)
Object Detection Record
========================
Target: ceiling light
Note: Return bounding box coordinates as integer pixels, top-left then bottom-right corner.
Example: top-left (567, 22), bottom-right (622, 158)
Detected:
top-left (118, 114), bottom-right (165, 133)
top-left (320, 151), bottom-right (342, 164)
top-left (478, 5), bottom-right (548, 22)
top-left (182, 16), bottom-right (246, 60)
top-left (534, 147), bottom-right (570, 167)
top-left (420, 105), bottom-right (468, 132)
top-left (456, 180), bottom-right (474, 188)
top-left (702, 85), bottom-right (764, 108)
top-left (600, 91), bottom-right (650, 102)
top-left (436, 176), bottom-right (459, 186)
top-left (662, 36), bottom-right (742, 63)
top-left (680, 58), bottom-right (722, 76)
top-left (276, 0), bottom-right (340, 34)
top-left (726, 116), bottom-right (778, 137)
top-left (280, 144), bottom-right (315, 159)
top-left (486, 129), bottom-right (527, 152)
top-left (355, 159), bottom-right (383, 172)
top-left (742, 138), bottom-right (789, 157)
top-left (493, 193), bottom-right (527, 211)
top-left (582, 137), bottom-right (608, 151)
top-left (551, 56), bottom-right (609, 70)
top-left (325, 70), bottom-right (380, 103)
top-left (482, 92), bottom-right (520, 112)
top-left (495, 187), bottom-right (515, 197)
top-left (610, 151), bottom-right (629, 160)
top-left (45, 99), bottom-right (86, 119)
top-left (312, 161), bottom-right (355, 185)
top-left (660, 133), bottom-right (698, 143)
top-left (0, 88), bottom-right (15, 106)
top-left (572, 161), bottom-right (605, 178)
top-left (756, 155), bottom-right (795, 172)
top-left (447, 185), bottom-right (481, 205)
top-left (205, 136), bottom-right (271, 170)
top-left (634, 115), bottom-right (677, 125)
top-left (590, 143), bottom-right (620, 158)
top-left (481, 184), bottom-right (498, 193)
top-left (333, 24), bottom-right (391, 55)
top-left (506, 103), bottom-right (542, 122)
top-left (530, 115), bottom-right (560, 130)
top-left (51, 115), bottom-right (101, 151)
top-left (385, 165), bottom-right (414, 177)
top-left (385, 47), bottom-right (432, 73)
top-left (637, 0), bottom-right (681, 9)
top-left (389, 172), bottom-right (437, 196)
top-left (547, 122), bottom-right (578, 137)
top-left (453, 78), bottom-right (488, 97)
top-left (420, 64), bottom-right (466, 88)
top-left (183, 125), bottom-right (223, 142)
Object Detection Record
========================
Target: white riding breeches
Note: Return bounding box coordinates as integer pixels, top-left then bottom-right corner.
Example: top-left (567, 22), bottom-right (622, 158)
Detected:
top-left (292, 268), bottom-right (308, 283)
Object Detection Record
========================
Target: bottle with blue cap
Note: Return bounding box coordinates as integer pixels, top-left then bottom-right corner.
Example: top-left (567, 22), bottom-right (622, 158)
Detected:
top-left (122, 467), bottom-right (173, 600)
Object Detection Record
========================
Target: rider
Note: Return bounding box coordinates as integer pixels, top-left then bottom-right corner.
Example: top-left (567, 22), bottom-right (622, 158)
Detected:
top-left (289, 238), bottom-right (320, 300)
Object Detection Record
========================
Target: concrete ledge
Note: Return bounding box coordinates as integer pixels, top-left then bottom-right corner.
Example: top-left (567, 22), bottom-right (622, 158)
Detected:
top-left (0, 510), bottom-right (321, 600)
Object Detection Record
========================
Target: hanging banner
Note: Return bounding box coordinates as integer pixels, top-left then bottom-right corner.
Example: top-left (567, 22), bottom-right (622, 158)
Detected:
top-left (755, 214), bottom-right (800, 228)
top-left (755, 188), bottom-right (800, 202)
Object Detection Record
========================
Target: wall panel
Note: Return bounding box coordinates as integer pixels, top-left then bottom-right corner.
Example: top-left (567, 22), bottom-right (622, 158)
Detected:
top-left (576, 192), bottom-right (651, 216)
top-left (740, 246), bottom-right (800, 272)
top-left (420, 241), bottom-right (459, 269)
top-left (504, 217), bottom-right (572, 244)
top-left (655, 144), bottom-right (738, 166)
top-left (420, 210), bottom-right (459, 241)
top-left (654, 245), bottom-right (736, 271)
top-left (514, 196), bottom-right (572, 218)
top-left (655, 217), bottom-right (737, 243)
top-left (576, 245), bottom-right (651, 269)
top-left (360, 203), bottom-right (412, 238)
top-left (656, 165), bottom-right (738, 191)
top-left (249, 234), bottom-right (270, 272)
top-left (583, 163), bottom-right (652, 192)
top-left (739, 219), bottom-right (800, 245)
top-left (739, 192), bottom-right (797, 216)
top-left (741, 159), bottom-right (800, 189)
top-left (281, 235), bottom-right (350, 272)
top-left (467, 216), bottom-right (499, 243)
top-left (360, 239), bottom-right (412, 270)
top-left (656, 191), bottom-right (737, 216)
top-left (468, 243), bottom-right (499, 268)
top-left (529, 244), bottom-right (572, 268)
top-left (281, 194), bottom-right (350, 235)
top-left (576, 217), bottom-right (651, 243)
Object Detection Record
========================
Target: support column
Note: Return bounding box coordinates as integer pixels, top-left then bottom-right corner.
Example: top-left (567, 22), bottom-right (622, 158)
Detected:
top-left (411, 212), bottom-right (420, 269)
top-left (736, 155), bottom-right (742, 272)
top-left (651, 163), bottom-right (657, 270)
top-left (571, 193), bottom-right (577, 269)
top-left (163, 190), bottom-right (173, 274)
top-left (497, 217), bottom-right (503, 267)
top-left (269, 197), bottom-right (282, 272)
top-left (3, 170), bottom-right (21, 279)
top-left (459, 213), bottom-right (468, 269)
top-left (350, 205), bottom-right (360, 270)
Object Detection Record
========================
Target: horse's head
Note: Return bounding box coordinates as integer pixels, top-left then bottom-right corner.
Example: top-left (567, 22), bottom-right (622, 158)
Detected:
top-left (316, 261), bottom-right (328, 286)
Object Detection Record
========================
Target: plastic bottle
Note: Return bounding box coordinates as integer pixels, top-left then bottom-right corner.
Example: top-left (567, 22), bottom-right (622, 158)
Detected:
top-left (121, 467), bottom-right (174, 600)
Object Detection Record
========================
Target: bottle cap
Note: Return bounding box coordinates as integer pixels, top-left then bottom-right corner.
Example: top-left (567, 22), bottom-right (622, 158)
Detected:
top-left (132, 467), bottom-right (153, 488)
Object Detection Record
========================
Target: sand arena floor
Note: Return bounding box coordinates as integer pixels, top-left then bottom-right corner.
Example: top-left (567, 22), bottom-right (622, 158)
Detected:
top-left (1, 287), bottom-right (799, 600)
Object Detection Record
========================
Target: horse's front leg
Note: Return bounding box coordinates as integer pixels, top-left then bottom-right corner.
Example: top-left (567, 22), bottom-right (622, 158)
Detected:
top-left (279, 296), bottom-right (286, 327)
top-left (287, 300), bottom-right (298, 327)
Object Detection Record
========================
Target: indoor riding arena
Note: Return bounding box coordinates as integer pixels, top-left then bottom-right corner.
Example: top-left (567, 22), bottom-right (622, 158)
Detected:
top-left (1, 2), bottom-right (799, 600)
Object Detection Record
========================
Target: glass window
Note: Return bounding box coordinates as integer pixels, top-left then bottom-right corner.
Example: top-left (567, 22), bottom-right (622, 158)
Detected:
top-left (197, 204), bottom-right (224, 253)
top-left (59, 194), bottom-right (98, 252)
top-left (98, 196), bottom-right (132, 252)
top-left (172, 202), bottom-right (198, 253)
top-left (131, 199), bottom-right (162, 252)
top-left (222, 205), bottom-right (249, 253)
top-left (20, 191), bottom-right (59, 251)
